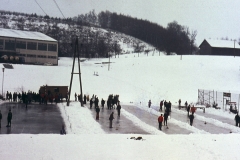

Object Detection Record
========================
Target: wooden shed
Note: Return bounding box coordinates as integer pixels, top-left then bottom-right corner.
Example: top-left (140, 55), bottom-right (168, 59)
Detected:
top-left (39, 85), bottom-right (68, 98)
top-left (199, 39), bottom-right (240, 56)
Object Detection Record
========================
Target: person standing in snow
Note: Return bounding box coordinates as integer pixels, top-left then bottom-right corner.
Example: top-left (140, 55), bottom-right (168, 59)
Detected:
top-left (160, 100), bottom-right (163, 111)
top-left (185, 101), bottom-right (188, 109)
top-left (90, 98), bottom-right (93, 109)
top-left (235, 113), bottom-right (240, 127)
top-left (117, 102), bottom-right (121, 117)
top-left (189, 113), bottom-right (194, 126)
top-left (96, 106), bottom-right (100, 120)
top-left (148, 100), bottom-right (152, 108)
top-left (158, 114), bottom-right (163, 130)
top-left (101, 98), bottom-right (105, 108)
top-left (191, 105), bottom-right (196, 115)
top-left (164, 112), bottom-right (168, 126)
top-left (168, 101), bottom-right (172, 112)
top-left (60, 124), bottom-right (66, 135)
top-left (84, 94), bottom-right (86, 104)
top-left (109, 112), bottom-right (114, 128)
top-left (74, 93), bottom-right (77, 101)
top-left (178, 99), bottom-right (181, 106)
top-left (6, 109), bottom-right (12, 127)
top-left (187, 104), bottom-right (191, 116)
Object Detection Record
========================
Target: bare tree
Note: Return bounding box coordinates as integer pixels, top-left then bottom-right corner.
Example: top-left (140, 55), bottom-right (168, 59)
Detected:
top-left (190, 30), bottom-right (197, 54)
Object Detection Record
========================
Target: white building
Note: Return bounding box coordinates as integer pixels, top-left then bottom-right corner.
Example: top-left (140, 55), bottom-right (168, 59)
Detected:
top-left (0, 28), bottom-right (58, 65)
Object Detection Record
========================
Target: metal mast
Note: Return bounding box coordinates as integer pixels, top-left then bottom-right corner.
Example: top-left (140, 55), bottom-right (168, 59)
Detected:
top-left (67, 37), bottom-right (83, 106)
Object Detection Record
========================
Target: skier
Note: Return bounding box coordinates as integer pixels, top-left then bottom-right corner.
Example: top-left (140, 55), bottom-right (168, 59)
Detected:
top-left (109, 112), bottom-right (114, 128)
top-left (235, 113), bottom-right (240, 127)
top-left (117, 102), bottom-right (121, 116)
top-left (148, 100), bottom-right (151, 108)
top-left (164, 112), bottom-right (168, 126)
top-left (189, 113), bottom-right (194, 126)
top-left (158, 114), bottom-right (163, 130)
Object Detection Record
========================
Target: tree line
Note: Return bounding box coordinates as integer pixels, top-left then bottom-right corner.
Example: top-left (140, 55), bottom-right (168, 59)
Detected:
top-left (98, 11), bottom-right (198, 55)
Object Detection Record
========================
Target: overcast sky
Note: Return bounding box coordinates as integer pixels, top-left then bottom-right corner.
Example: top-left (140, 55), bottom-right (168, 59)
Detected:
top-left (1, 0), bottom-right (240, 45)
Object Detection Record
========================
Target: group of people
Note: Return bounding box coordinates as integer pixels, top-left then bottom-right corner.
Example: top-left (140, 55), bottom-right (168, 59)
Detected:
top-left (89, 94), bottom-right (121, 128)
top-left (157, 99), bottom-right (197, 130)
top-left (184, 101), bottom-right (196, 126)
top-left (74, 93), bottom-right (88, 105)
top-left (5, 90), bottom-right (68, 107)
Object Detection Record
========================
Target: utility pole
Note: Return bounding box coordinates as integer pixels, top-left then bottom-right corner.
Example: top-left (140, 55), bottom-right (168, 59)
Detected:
top-left (67, 37), bottom-right (83, 106)
top-left (234, 40), bottom-right (236, 57)
top-left (2, 68), bottom-right (4, 98)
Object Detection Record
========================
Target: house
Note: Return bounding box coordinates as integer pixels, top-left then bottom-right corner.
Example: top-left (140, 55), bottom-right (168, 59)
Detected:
top-left (199, 39), bottom-right (240, 56)
top-left (0, 28), bottom-right (58, 65)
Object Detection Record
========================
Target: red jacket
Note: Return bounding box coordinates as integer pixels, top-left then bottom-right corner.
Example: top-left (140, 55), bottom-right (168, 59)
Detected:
top-left (191, 106), bottom-right (196, 113)
top-left (158, 116), bottom-right (163, 122)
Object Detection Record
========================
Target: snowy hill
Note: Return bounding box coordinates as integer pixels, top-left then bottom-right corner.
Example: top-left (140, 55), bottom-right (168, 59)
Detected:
top-left (2, 54), bottom-right (239, 105)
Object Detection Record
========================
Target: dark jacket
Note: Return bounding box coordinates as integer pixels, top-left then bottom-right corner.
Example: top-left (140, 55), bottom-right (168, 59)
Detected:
top-left (0, 112), bottom-right (2, 120)
top-left (187, 105), bottom-right (190, 112)
top-left (96, 107), bottom-right (100, 113)
top-left (235, 114), bottom-right (240, 122)
top-left (7, 112), bottom-right (12, 121)
top-left (109, 113), bottom-right (114, 121)
top-left (189, 114), bottom-right (194, 121)
top-left (164, 113), bottom-right (168, 120)
top-left (117, 104), bottom-right (121, 110)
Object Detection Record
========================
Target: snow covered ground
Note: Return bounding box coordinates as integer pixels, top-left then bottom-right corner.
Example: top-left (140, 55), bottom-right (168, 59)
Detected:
top-left (0, 53), bottom-right (240, 159)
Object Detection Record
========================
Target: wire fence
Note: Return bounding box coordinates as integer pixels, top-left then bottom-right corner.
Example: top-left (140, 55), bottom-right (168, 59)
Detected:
top-left (198, 89), bottom-right (240, 112)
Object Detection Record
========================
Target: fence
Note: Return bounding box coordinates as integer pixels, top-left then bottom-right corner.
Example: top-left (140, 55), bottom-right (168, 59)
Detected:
top-left (198, 89), bottom-right (240, 111)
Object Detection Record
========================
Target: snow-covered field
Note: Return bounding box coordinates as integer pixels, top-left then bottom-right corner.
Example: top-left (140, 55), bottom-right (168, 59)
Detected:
top-left (1, 53), bottom-right (240, 159)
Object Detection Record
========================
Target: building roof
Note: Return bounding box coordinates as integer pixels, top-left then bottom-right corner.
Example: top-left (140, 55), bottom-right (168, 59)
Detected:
top-left (0, 28), bottom-right (57, 42)
top-left (201, 39), bottom-right (240, 49)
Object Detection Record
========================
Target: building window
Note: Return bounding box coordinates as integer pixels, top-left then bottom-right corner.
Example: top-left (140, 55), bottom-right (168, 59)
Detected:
top-left (48, 44), bottom-right (57, 52)
top-left (5, 40), bottom-right (15, 50)
top-left (27, 54), bottom-right (36, 57)
top-left (38, 43), bottom-right (47, 51)
top-left (27, 42), bottom-right (37, 50)
top-left (18, 54), bottom-right (26, 57)
top-left (16, 41), bottom-right (26, 49)
top-left (0, 39), bottom-right (3, 50)
top-left (48, 56), bottom-right (57, 59)
top-left (37, 55), bottom-right (47, 58)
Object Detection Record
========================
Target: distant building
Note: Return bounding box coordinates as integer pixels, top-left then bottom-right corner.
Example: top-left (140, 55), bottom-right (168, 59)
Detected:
top-left (199, 39), bottom-right (240, 56)
top-left (0, 28), bottom-right (58, 65)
